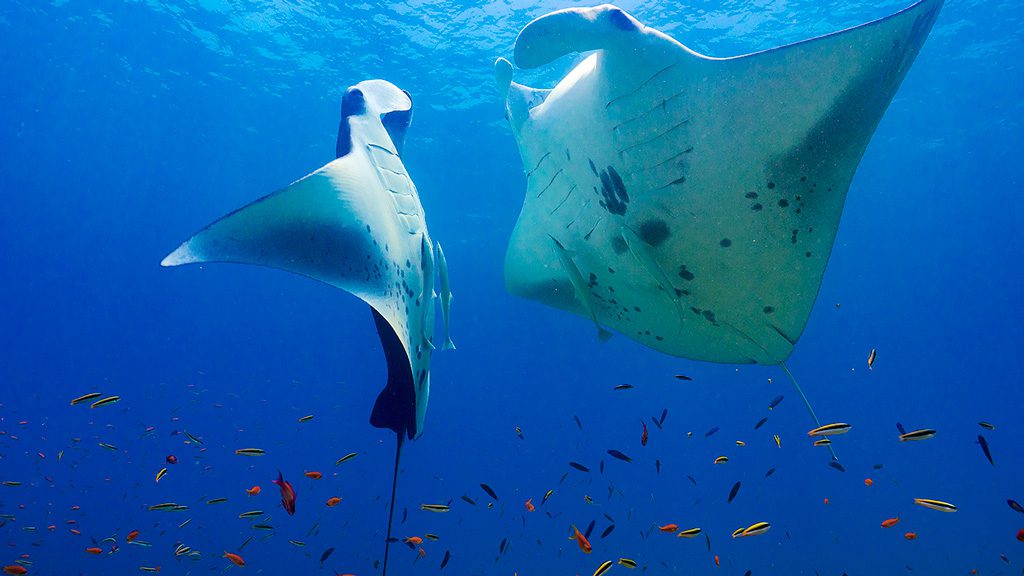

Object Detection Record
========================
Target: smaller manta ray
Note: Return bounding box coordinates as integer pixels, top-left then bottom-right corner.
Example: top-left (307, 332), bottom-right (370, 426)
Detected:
top-left (161, 79), bottom-right (453, 576)
top-left (494, 1), bottom-right (942, 457)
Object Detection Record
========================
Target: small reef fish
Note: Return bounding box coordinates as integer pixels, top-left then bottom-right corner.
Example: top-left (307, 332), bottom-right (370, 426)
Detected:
top-left (90, 396), bottom-right (120, 409)
top-left (304, 471), bottom-right (322, 480)
top-left (420, 504), bottom-right (450, 512)
top-left (867, 348), bottom-right (877, 369)
top-left (659, 524), bottom-right (678, 532)
top-left (235, 448), bottom-right (265, 457)
top-left (976, 435), bottom-right (994, 466)
top-left (272, 471), bottom-right (296, 515)
top-left (335, 452), bottom-right (358, 465)
top-left (899, 429), bottom-right (936, 442)
top-left (571, 524), bottom-right (592, 553)
top-left (326, 497), bottom-right (342, 507)
top-left (618, 557), bottom-right (638, 568)
top-left (807, 423), bottom-right (851, 437)
top-left (677, 528), bottom-right (702, 538)
top-left (593, 560), bottom-right (613, 576)
top-left (525, 498), bottom-right (534, 512)
top-left (223, 551), bottom-right (245, 567)
top-left (70, 392), bottom-right (102, 406)
top-left (881, 517), bottom-right (900, 528)
top-left (246, 486), bottom-right (260, 496)
top-left (734, 521), bottom-right (771, 538)
top-left (155, 468), bottom-right (167, 483)
top-left (913, 498), bottom-right (957, 512)
top-left (298, 415), bottom-right (313, 422)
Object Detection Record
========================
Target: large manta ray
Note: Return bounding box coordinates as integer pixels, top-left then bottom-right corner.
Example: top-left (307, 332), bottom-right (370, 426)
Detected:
top-left (161, 79), bottom-right (453, 574)
top-left (495, 0), bottom-right (942, 448)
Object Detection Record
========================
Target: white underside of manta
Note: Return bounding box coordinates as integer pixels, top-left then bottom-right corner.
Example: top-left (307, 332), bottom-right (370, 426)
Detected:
top-left (496, 0), bottom-right (943, 365)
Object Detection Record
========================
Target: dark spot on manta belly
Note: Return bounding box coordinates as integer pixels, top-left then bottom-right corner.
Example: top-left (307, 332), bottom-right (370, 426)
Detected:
top-left (677, 265), bottom-right (694, 281)
top-left (611, 235), bottom-right (628, 255)
top-left (745, 192), bottom-right (758, 199)
top-left (767, 181), bottom-right (776, 189)
top-left (751, 203), bottom-right (763, 211)
top-left (639, 219), bottom-right (670, 247)
top-left (719, 238), bottom-right (732, 247)
top-left (763, 306), bottom-right (775, 314)
top-left (778, 198), bottom-right (789, 208)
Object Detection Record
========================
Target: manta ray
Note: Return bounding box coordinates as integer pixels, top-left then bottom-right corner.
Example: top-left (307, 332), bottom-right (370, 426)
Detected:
top-left (495, 0), bottom-right (942, 448)
top-left (161, 79), bottom-right (452, 574)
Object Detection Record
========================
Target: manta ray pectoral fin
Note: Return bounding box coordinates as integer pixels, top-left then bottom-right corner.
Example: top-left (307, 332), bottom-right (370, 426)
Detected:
top-left (161, 160), bottom-right (393, 312)
top-left (435, 242), bottom-right (455, 351)
top-left (548, 235), bottom-right (612, 342)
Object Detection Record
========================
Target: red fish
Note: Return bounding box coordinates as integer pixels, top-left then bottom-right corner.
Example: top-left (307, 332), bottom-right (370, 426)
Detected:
top-left (641, 421), bottom-right (648, 447)
top-left (570, 525), bottom-right (592, 553)
top-left (126, 529), bottom-right (139, 542)
top-left (881, 517), bottom-right (900, 528)
top-left (3, 566), bottom-right (28, 575)
top-left (272, 470), bottom-right (296, 515)
top-left (1017, 528), bottom-right (1024, 542)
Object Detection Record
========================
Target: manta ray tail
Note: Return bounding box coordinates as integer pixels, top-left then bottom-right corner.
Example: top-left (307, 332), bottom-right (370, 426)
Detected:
top-left (381, 433), bottom-right (404, 576)
top-left (781, 361), bottom-right (838, 461)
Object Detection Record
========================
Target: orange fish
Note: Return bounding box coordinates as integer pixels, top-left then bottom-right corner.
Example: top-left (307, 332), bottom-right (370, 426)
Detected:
top-left (246, 486), bottom-right (261, 496)
top-left (46, 525), bottom-right (55, 532)
top-left (405, 536), bottom-right (423, 545)
top-left (3, 566), bottom-right (28, 575)
top-left (864, 478), bottom-right (873, 487)
top-left (904, 532), bottom-right (917, 540)
top-left (126, 529), bottom-right (139, 542)
top-left (418, 548), bottom-right (426, 558)
top-left (714, 555), bottom-right (720, 567)
top-left (69, 529), bottom-right (81, 535)
top-left (85, 547), bottom-right (102, 554)
top-left (1018, 528), bottom-right (1024, 542)
top-left (659, 524), bottom-right (679, 532)
top-left (881, 517), bottom-right (900, 528)
top-left (272, 470), bottom-right (296, 515)
top-left (824, 498), bottom-right (829, 505)
top-left (326, 497), bottom-right (342, 507)
top-left (641, 421), bottom-right (648, 447)
top-left (570, 525), bottom-right (592, 554)
top-left (305, 471), bottom-right (322, 480)
top-left (525, 498), bottom-right (535, 512)
top-left (223, 551), bottom-right (245, 567)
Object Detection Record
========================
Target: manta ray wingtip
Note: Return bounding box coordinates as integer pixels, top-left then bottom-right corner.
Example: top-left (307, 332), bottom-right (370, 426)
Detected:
top-left (160, 243), bottom-right (197, 267)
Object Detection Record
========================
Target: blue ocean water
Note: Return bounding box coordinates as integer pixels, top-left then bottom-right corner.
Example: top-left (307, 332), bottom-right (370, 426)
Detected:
top-left (1, 0), bottom-right (1022, 574)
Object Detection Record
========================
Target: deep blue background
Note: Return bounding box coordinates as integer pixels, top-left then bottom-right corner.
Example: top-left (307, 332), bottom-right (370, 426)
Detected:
top-left (1, 0), bottom-right (1021, 574)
